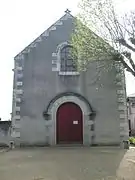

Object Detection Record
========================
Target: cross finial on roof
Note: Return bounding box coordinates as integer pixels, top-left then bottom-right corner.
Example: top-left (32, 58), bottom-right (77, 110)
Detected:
top-left (65, 9), bottom-right (71, 14)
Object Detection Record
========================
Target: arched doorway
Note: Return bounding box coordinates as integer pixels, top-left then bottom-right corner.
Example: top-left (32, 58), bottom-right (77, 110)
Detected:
top-left (56, 102), bottom-right (83, 144)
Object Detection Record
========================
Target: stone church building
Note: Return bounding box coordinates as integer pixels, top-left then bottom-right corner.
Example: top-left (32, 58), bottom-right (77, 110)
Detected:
top-left (11, 10), bottom-right (129, 146)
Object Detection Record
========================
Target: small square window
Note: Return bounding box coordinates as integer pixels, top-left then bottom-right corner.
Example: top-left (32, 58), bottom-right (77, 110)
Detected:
top-left (66, 59), bottom-right (73, 66)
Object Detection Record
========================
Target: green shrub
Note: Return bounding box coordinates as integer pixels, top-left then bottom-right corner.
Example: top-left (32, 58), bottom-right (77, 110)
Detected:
top-left (129, 137), bottom-right (135, 144)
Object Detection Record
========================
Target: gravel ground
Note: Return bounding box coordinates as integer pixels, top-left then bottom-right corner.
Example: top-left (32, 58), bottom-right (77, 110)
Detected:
top-left (0, 146), bottom-right (134, 180)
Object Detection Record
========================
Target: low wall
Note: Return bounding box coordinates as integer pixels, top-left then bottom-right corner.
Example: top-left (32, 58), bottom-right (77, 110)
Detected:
top-left (0, 121), bottom-right (11, 147)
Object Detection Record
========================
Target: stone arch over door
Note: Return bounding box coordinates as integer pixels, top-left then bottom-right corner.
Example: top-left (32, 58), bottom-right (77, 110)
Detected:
top-left (44, 93), bottom-right (95, 145)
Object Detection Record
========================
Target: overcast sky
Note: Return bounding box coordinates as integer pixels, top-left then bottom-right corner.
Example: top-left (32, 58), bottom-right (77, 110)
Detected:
top-left (0, 0), bottom-right (135, 120)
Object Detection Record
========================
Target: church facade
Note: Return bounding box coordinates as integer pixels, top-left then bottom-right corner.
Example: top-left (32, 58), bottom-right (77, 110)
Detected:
top-left (11, 10), bottom-right (129, 146)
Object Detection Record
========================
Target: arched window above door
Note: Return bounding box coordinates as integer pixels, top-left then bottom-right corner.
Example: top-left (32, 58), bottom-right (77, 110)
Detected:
top-left (52, 42), bottom-right (79, 75)
top-left (60, 45), bottom-right (77, 72)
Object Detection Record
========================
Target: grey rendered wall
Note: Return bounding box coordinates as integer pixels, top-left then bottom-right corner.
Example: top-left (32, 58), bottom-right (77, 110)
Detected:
top-left (19, 17), bottom-right (78, 145)
top-left (14, 14), bottom-right (128, 145)
top-left (84, 61), bottom-right (121, 145)
top-left (0, 129), bottom-right (11, 146)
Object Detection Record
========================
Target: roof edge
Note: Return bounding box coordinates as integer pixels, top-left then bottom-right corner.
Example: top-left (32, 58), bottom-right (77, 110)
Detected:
top-left (14, 11), bottom-right (74, 60)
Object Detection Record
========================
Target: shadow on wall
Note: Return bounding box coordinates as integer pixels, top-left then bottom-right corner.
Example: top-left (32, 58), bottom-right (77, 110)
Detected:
top-left (0, 121), bottom-right (11, 147)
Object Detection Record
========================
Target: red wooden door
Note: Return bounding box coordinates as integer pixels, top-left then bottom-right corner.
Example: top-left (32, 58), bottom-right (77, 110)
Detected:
top-left (56, 102), bottom-right (83, 144)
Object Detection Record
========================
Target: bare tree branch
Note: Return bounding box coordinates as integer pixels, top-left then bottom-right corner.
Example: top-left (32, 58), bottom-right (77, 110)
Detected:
top-left (118, 39), bottom-right (135, 52)
top-left (121, 58), bottom-right (135, 77)
top-left (71, 0), bottom-right (135, 78)
top-left (130, 38), bottom-right (135, 46)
